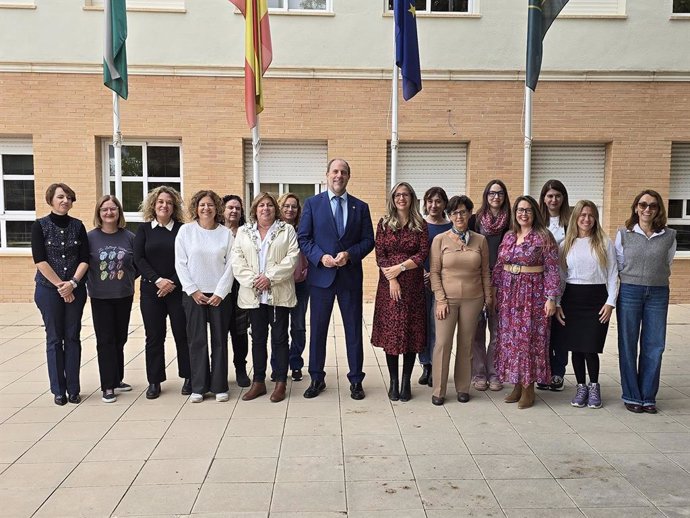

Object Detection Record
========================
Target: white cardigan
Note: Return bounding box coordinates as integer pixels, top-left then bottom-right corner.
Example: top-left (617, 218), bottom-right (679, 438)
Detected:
top-left (231, 221), bottom-right (299, 309)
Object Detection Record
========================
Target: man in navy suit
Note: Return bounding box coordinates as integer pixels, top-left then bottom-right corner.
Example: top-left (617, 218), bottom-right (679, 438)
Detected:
top-left (298, 158), bottom-right (375, 400)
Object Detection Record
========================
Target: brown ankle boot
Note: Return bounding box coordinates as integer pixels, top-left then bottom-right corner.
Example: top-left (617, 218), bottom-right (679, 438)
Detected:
top-left (504, 384), bottom-right (522, 403)
top-left (270, 382), bottom-right (287, 403)
top-left (518, 382), bottom-right (535, 409)
top-left (242, 382), bottom-right (267, 401)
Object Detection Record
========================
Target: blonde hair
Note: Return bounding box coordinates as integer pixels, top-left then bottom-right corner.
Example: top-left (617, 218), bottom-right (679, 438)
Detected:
top-left (248, 192), bottom-right (279, 224)
top-left (277, 192), bottom-right (302, 227)
top-left (382, 182), bottom-right (425, 232)
top-left (140, 186), bottom-right (185, 223)
top-left (561, 200), bottom-right (609, 269)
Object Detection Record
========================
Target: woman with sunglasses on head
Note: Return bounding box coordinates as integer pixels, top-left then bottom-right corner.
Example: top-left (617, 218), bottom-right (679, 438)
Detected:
top-left (372, 182), bottom-right (428, 402)
top-left (493, 195), bottom-right (560, 409)
top-left (468, 179), bottom-right (511, 393)
top-left (223, 194), bottom-right (251, 388)
top-left (418, 187), bottom-right (452, 388)
top-left (32, 183), bottom-right (89, 406)
top-left (429, 195), bottom-right (491, 405)
top-left (87, 195), bottom-right (136, 403)
top-left (554, 200), bottom-right (618, 409)
top-left (537, 179), bottom-right (571, 392)
top-left (615, 190), bottom-right (676, 414)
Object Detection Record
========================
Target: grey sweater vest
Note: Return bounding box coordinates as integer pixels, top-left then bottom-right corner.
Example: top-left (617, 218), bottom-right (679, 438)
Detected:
top-left (618, 227), bottom-right (676, 287)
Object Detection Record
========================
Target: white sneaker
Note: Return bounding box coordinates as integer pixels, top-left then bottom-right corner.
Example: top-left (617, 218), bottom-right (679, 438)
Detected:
top-left (189, 393), bottom-right (203, 403)
top-left (216, 392), bottom-right (229, 402)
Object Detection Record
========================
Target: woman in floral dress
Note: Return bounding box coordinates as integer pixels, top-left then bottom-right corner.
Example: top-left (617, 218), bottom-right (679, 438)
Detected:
top-left (371, 182), bottom-right (428, 402)
top-left (493, 195), bottom-right (560, 409)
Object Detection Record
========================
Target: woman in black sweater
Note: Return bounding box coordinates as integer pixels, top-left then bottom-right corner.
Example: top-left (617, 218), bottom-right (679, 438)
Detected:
top-left (134, 186), bottom-right (191, 399)
top-left (32, 183), bottom-right (89, 406)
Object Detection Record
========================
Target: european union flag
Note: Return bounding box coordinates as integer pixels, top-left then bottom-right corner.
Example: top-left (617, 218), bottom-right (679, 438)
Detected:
top-left (395, 0), bottom-right (422, 100)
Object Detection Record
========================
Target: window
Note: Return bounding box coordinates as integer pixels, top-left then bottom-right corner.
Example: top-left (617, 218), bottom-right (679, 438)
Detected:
top-left (674, 0), bottom-right (690, 13)
top-left (268, 0), bottom-right (330, 12)
top-left (86, 0), bottom-right (184, 11)
top-left (386, 142), bottom-right (467, 203)
top-left (669, 143), bottom-right (690, 252)
top-left (559, 0), bottom-right (626, 17)
top-left (386, 0), bottom-right (475, 14)
top-left (102, 140), bottom-right (182, 232)
top-left (0, 1), bottom-right (36, 9)
top-left (0, 139), bottom-right (35, 249)
top-left (530, 143), bottom-right (606, 215)
top-left (243, 141), bottom-right (327, 208)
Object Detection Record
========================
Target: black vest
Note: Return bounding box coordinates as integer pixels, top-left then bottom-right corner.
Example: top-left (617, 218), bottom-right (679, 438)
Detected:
top-left (35, 215), bottom-right (83, 288)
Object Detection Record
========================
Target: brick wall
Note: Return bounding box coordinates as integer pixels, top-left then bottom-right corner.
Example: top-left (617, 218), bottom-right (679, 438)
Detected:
top-left (1, 73), bottom-right (688, 302)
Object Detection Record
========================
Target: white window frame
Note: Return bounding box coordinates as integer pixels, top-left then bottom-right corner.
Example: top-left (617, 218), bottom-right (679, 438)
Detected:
top-left (101, 139), bottom-right (183, 224)
top-left (385, 0), bottom-right (480, 15)
top-left (0, 1), bottom-right (36, 10)
top-left (669, 143), bottom-right (690, 256)
top-left (85, 0), bottom-right (185, 12)
top-left (0, 139), bottom-right (35, 251)
top-left (268, 0), bottom-right (332, 13)
top-left (672, 0), bottom-right (690, 16)
top-left (559, 0), bottom-right (626, 17)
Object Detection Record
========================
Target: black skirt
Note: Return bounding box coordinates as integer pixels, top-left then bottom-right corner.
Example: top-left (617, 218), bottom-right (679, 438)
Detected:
top-left (553, 283), bottom-right (610, 354)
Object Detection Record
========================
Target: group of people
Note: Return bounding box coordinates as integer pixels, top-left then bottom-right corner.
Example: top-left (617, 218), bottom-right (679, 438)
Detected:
top-left (32, 162), bottom-right (676, 415)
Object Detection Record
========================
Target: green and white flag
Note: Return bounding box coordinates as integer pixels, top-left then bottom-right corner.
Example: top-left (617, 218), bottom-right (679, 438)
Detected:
top-left (103, 0), bottom-right (128, 99)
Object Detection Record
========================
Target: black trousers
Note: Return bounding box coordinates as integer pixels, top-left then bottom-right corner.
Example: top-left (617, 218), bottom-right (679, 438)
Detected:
top-left (249, 304), bottom-right (289, 383)
top-left (228, 280), bottom-right (249, 370)
top-left (182, 293), bottom-right (232, 394)
top-left (90, 296), bottom-right (133, 391)
top-left (140, 282), bottom-right (191, 383)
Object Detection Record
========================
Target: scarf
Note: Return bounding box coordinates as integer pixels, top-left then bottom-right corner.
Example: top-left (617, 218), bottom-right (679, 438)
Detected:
top-left (451, 226), bottom-right (468, 244)
top-left (478, 209), bottom-right (509, 236)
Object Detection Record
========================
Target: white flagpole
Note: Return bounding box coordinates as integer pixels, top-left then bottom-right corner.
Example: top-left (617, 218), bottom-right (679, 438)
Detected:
top-left (113, 91), bottom-right (123, 200)
top-left (252, 119), bottom-right (261, 199)
top-left (523, 86), bottom-right (532, 196)
top-left (390, 47), bottom-right (399, 189)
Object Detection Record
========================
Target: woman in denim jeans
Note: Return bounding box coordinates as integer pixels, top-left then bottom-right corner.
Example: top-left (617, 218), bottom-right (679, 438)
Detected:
top-left (615, 190), bottom-right (676, 414)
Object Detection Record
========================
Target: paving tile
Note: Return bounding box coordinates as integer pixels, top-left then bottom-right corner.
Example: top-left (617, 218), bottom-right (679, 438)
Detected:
top-left (657, 507), bottom-right (690, 517)
top-left (283, 416), bottom-right (342, 436)
top-left (42, 419), bottom-right (112, 441)
top-left (580, 432), bottom-right (658, 454)
top-left (271, 480), bottom-right (346, 512)
top-left (83, 437), bottom-right (159, 461)
top-left (409, 454), bottom-right (482, 480)
top-left (0, 487), bottom-right (53, 518)
top-left (402, 432), bottom-right (469, 455)
top-left (33, 485), bottom-right (128, 517)
top-left (279, 433), bottom-right (343, 457)
top-left (487, 478), bottom-right (576, 509)
top-left (504, 510), bottom-right (582, 518)
top-left (62, 404), bottom-right (127, 422)
top-left (348, 511), bottom-right (427, 518)
top-left (105, 419), bottom-right (170, 439)
top-left (224, 417), bottom-right (286, 437)
top-left (275, 454), bottom-right (344, 482)
top-left (345, 454), bottom-right (413, 481)
top-left (5, 405), bottom-right (71, 424)
top-left (216, 434), bottom-right (282, 458)
top-left (0, 461), bottom-right (75, 489)
top-left (581, 507), bottom-right (665, 517)
top-left (341, 415), bottom-right (398, 435)
top-left (346, 479), bottom-right (423, 511)
top-left (62, 459), bottom-right (144, 487)
top-left (164, 417), bottom-right (228, 439)
top-left (193, 482), bottom-right (273, 513)
top-left (537, 453), bottom-right (618, 479)
top-left (206, 456), bottom-right (277, 483)
top-left (133, 457), bottom-right (212, 485)
top-left (639, 432), bottom-right (690, 453)
top-left (17, 439), bottom-right (95, 464)
top-left (461, 432), bottom-right (529, 455)
top-left (474, 454), bottom-right (551, 479)
top-left (521, 432), bottom-right (597, 455)
top-left (150, 437), bottom-right (218, 460)
top-left (114, 483), bottom-right (200, 516)
top-left (560, 476), bottom-right (652, 507)
top-left (417, 479), bottom-right (499, 510)
top-left (0, 440), bottom-right (34, 463)
top-left (343, 434), bottom-right (405, 456)
top-left (0, 421), bottom-right (54, 442)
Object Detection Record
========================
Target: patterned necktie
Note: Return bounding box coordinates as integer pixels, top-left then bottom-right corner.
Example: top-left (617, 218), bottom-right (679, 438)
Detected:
top-left (335, 196), bottom-right (345, 237)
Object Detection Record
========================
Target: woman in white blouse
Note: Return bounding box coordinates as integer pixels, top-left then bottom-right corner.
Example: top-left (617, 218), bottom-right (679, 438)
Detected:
top-left (555, 200), bottom-right (618, 409)
top-left (231, 192), bottom-right (299, 403)
top-left (175, 190), bottom-right (235, 403)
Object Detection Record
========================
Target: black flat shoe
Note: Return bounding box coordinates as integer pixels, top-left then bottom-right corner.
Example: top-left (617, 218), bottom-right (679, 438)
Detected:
top-left (399, 378), bottom-right (412, 402)
top-left (236, 370), bottom-right (251, 388)
top-left (388, 378), bottom-right (400, 401)
top-left (181, 378), bottom-right (192, 395)
top-left (457, 392), bottom-right (470, 403)
top-left (54, 394), bottom-right (67, 406)
top-left (642, 405), bottom-right (658, 414)
top-left (431, 395), bottom-right (444, 406)
top-left (146, 383), bottom-right (161, 400)
top-left (303, 380), bottom-right (326, 399)
top-left (625, 403), bottom-right (644, 414)
top-left (418, 364), bottom-right (431, 385)
top-left (350, 382), bottom-right (365, 400)
top-left (68, 394), bottom-right (81, 404)
top-left (291, 369), bottom-right (303, 382)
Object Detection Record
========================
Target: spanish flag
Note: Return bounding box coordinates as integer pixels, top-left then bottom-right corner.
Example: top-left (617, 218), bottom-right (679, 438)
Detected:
top-left (230, 0), bottom-right (273, 128)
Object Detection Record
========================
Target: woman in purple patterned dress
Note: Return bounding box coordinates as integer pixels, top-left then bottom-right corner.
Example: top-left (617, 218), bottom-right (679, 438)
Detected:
top-left (493, 195), bottom-right (560, 409)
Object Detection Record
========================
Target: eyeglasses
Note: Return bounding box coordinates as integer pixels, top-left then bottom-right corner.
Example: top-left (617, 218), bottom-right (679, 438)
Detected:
top-left (394, 193), bottom-right (410, 199)
top-left (637, 202), bottom-right (659, 212)
top-left (450, 209), bottom-right (469, 218)
top-left (487, 191), bottom-right (505, 198)
top-left (516, 208), bottom-right (534, 215)
top-left (282, 204), bottom-right (298, 210)
top-left (100, 207), bottom-right (118, 213)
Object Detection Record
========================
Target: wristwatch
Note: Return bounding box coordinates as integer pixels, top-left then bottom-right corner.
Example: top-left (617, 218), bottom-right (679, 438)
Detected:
top-left (400, 263), bottom-right (407, 272)
top-left (70, 278), bottom-right (78, 289)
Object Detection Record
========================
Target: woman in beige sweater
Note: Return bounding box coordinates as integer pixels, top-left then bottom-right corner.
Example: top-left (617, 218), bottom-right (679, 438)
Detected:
top-left (429, 195), bottom-right (492, 405)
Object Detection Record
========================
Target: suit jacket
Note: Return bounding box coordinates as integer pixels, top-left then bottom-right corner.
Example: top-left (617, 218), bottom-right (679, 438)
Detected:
top-left (298, 191), bottom-right (375, 289)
